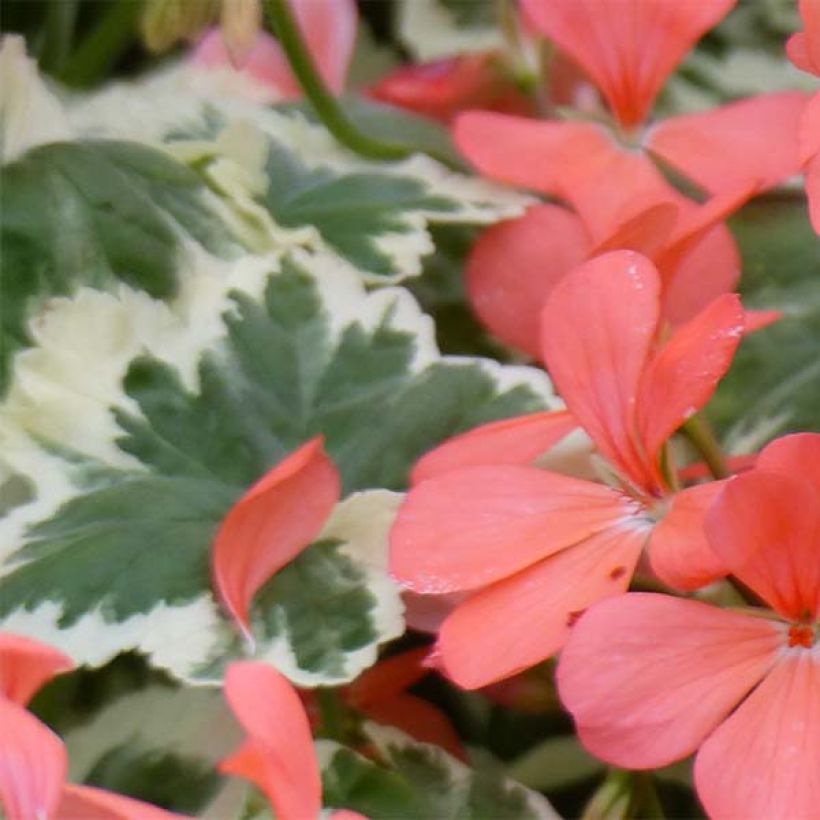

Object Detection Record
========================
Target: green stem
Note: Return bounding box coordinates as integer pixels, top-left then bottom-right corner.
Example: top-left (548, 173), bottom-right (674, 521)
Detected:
top-left (59, 0), bottom-right (143, 87)
top-left (263, 0), bottom-right (451, 165)
top-left (316, 687), bottom-right (348, 743)
top-left (681, 414), bottom-right (728, 480)
top-left (40, 0), bottom-right (80, 74)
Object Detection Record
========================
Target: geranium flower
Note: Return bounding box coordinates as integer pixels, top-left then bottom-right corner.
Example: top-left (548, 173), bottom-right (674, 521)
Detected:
top-left (465, 179), bottom-right (755, 358)
top-left (456, 0), bottom-right (808, 203)
top-left (390, 250), bottom-right (745, 689)
top-left (211, 436), bottom-right (340, 643)
top-left (557, 433), bottom-right (820, 819)
top-left (0, 633), bottom-right (182, 819)
top-left (220, 661), bottom-right (365, 819)
top-left (191, 0), bottom-right (356, 101)
top-left (788, 0), bottom-right (820, 233)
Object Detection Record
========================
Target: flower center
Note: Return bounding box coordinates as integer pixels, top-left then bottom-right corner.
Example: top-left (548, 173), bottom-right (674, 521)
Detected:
top-left (787, 624), bottom-right (816, 648)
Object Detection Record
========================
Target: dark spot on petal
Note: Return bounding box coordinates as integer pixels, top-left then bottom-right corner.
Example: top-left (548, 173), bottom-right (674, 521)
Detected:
top-left (609, 565), bottom-right (626, 580)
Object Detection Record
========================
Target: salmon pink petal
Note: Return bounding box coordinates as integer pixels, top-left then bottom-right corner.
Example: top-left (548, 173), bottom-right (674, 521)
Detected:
top-left (590, 202), bottom-right (679, 258)
top-left (362, 693), bottom-right (466, 760)
top-left (522, 0), bottom-right (735, 127)
top-left (391, 465), bottom-right (639, 593)
top-left (292, 0), bottom-right (357, 94)
top-left (192, 29), bottom-right (297, 96)
top-left (346, 648), bottom-right (430, 705)
top-left (637, 293), bottom-right (744, 466)
top-left (660, 223), bottom-right (741, 325)
top-left (212, 437), bottom-right (340, 639)
top-left (410, 410), bottom-right (577, 484)
top-left (368, 53), bottom-right (534, 123)
top-left (221, 662), bottom-right (321, 820)
top-left (0, 697), bottom-right (66, 820)
top-left (557, 594), bottom-right (782, 769)
top-left (786, 0), bottom-right (820, 75)
top-left (402, 591), bottom-right (464, 634)
top-left (0, 633), bottom-right (74, 705)
top-left (437, 522), bottom-right (648, 689)
top-left (743, 309), bottom-right (782, 334)
top-left (648, 481), bottom-right (729, 590)
top-left (56, 784), bottom-right (185, 819)
top-left (465, 206), bottom-right (590, 357)
top-left (706, 471), bottom-right (820, 621)
top-left (694, 653), bottom-right (820, 820)
top-left (454, 114), bottom-right (669, 239)
top-left (647, 92), bottom-right (810, 194)
top-left (757, 432), bottom-right (820, 499)
top-left (540, 250), bottom-right (660, 489)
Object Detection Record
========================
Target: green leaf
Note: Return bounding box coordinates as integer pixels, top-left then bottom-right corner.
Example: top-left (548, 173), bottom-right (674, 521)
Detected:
top-left (1, 250), bottom-right (553, 684)
top-left (711, 196), bottom-right (820, 448)
top-left (64, 683), bottom-right (242, 815)
top-left (320, 725), bottom-right (560, 819)
top-left (0, 139), bottom-right (238, 391)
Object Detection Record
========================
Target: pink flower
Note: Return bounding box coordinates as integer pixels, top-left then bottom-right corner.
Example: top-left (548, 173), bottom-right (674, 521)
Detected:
top-left (451, 0), bottom-right (805, 356)
top-left (191, 0), bottom-right (356, 99)
top-left (0, 633), bottom-right (183, 819)
top-left (220, 661), bottom-right (365, 820)
top-left (211, 436), bottom-right (340, 642)
top-left (557, 433), bottom-right (820, 820)
top-left (390, 250), bottom-right (745, 689)
top-left (788, 0), bottom-right (820, 234)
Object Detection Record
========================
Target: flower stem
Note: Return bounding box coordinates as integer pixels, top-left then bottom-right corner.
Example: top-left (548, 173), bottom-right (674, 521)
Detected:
top-left (263, 0), bottom-right (449, 164)
top-left (681, 414), bottom-right (728, 480)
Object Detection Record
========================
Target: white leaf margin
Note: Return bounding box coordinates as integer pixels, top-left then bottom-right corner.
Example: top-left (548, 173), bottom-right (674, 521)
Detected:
top-left (396, 0), bottom-right (503, 61)
top-left (0, 247), bottom-right (560, 685)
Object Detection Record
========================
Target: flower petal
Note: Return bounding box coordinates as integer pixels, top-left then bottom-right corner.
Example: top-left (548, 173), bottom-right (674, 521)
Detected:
top-left (522, 0), bottom-right (735, 126)
top-left (390, 465), bottom-right (638, 593)
top-left (660, 223), bottom-right (741, 325)
top-left (453, 114), bottom-right (669, 240)
top-left (757, 432), bottom-right (820, 501)
top-left (637, 292), bottom-right (744, 466)
top-left (292, 0), bottom-right (357, 94)
top-left (647, 92), bottom-right (810, 194)
top-left (694, 652), bottom-right (820, 820)
top-left (220, 661), bottom-right (321, 820)
top-left (346, 647), bottom-right (430, 705)
top-left (437, 522), bottom-right (648, 689)
top-left (0, 697), bottom-right (66, 820)
top-left (368, 52), bottom-right (534, 123)
top-left (211, 437), bottom-right (340, 638)
top-left (410, 409), bottom-right (577, 484)
top-left (362, 693), bottom-right (465, 760)
top-left (465, 205), bottom-right (590, 357)
top-left (0, 633), bottom-right (73, 705)
top-left (192, 29), bottom-right (297, 97)
top-left (807, 147), bottom-right (820, 234)
top-left (540, 250), bottom-right (660, 490)
top-left (706, 471), bottom-right (820, 621)
top-left (557, 594), bottom-right (782, 769)
top-left (786, 0), bottom-right (820, 76)
top-left (56, 784), bottom-right (185, 819)
top-left (648, 481), bottom-right (729, 590)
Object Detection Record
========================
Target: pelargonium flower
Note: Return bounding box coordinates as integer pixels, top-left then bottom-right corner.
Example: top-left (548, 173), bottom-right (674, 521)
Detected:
top-left (465, 178), bottom-right (754, 358)
top-left (390, 250), bottom-right (745, 689)
top-left (220, 661), bottom-right (365, 820)
top-left (787, 0), bottom-right (820, 233)
top-left (557, 433), bottom-right (820, 819)
top-left (191, 0), bottom-right (356, 101)
top-left (0, 633), bottom-right (182, 819)
top-left (457, 0), bottom-right (808, 203)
